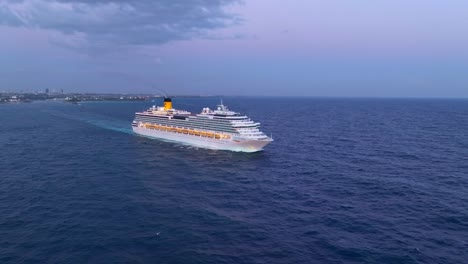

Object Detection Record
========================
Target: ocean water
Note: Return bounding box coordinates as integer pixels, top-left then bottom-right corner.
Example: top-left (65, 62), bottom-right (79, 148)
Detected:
top-left (1, 97), bottom-right (467, 264)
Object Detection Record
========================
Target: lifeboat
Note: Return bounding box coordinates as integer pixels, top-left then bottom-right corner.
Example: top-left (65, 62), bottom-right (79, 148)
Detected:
top-left (142, 123), bottom-right (232, 141)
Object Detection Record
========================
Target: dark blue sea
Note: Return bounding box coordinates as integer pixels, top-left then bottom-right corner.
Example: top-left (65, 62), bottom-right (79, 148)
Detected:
top-left (1, 97), bottom-right (467, 264)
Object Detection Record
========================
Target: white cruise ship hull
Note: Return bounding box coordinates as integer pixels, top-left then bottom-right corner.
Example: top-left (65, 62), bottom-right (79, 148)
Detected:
top-left (133, 127), bottom-right (272, 152)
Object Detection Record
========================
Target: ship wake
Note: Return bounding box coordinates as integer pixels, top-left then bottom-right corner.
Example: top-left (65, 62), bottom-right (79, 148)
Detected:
top-left (45, 108), bottom-right (133, 135)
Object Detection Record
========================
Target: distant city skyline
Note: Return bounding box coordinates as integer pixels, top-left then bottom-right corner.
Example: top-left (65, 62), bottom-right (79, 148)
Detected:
top-left (1, 0), bottom-right (468, 97)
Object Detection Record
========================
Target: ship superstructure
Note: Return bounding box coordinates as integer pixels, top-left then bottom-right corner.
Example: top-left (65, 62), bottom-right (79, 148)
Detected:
top-left (132, 98), bottom-right (273, 152)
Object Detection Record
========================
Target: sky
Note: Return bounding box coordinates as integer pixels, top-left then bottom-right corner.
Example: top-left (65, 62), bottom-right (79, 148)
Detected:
top-left (1, 0), bottom-right (468, 97)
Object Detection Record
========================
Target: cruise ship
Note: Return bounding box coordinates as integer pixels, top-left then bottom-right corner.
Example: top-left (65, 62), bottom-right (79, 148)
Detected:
top-left (132, 98), bottom-right (273, 152)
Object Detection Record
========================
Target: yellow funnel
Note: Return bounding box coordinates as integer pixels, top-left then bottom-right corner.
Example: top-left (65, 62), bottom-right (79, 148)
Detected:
top-left (164, 98), bottom-right (172, 110)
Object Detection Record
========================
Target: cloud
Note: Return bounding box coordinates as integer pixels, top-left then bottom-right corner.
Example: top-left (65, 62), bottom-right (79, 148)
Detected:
top-left (0, 0), bottom-right (241, 49)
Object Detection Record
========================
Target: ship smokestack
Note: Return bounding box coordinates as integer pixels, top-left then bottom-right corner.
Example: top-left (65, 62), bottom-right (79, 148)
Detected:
top-left (164, 97), bottom-right (172, 110)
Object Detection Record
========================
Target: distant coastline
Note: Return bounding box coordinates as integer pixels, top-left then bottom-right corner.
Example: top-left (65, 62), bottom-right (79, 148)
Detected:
top-left (3, 93), bottom-right (464, 104)
top-left (0, 92), bottom-right (216, 104)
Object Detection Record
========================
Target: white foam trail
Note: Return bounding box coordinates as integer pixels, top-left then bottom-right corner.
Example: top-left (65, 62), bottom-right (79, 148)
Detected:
top-left (45, 109), bottom-right (133, 134)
